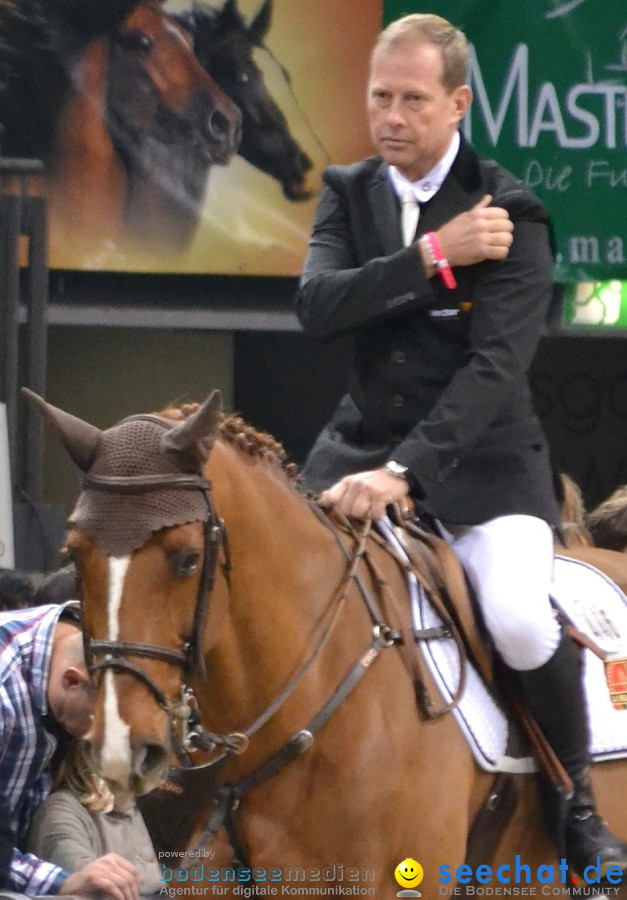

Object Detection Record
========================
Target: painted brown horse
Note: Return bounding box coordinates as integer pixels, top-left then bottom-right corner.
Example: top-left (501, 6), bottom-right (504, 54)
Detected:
top-left (24, 388), bottom-right (627, 897)
top-left (0, 0), bottom-right (241, 258)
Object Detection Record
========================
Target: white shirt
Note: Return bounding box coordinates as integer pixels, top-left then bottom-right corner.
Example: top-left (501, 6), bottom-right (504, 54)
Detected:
top-left (389, 131), bottom-right (460, 203)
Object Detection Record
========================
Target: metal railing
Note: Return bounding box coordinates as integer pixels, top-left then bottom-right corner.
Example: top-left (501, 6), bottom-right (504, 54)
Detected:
top-left (0, 150), bottom-right (51, 568)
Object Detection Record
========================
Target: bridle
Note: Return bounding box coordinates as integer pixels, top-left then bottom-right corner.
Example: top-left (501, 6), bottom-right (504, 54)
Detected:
top-left (83, 471), bottom-right (224, 681)
top-left (77, 417), bottom-right (230, 757)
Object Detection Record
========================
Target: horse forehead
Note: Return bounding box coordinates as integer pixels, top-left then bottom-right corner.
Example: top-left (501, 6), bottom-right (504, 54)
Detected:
top-left (69, 416), bottom-right (209, 558)
top-left (123, 0), bottom-right (164, 28)
top-left (167, 20), bottom-right (194, 51)
top-left (122, 2), bottom-right (193, 52)
top-left (92, 416), bottom-right (176, 475)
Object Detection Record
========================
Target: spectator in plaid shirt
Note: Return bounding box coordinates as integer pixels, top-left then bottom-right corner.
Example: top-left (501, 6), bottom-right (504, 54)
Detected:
top-left (0, 602), bottom-right (142, 899)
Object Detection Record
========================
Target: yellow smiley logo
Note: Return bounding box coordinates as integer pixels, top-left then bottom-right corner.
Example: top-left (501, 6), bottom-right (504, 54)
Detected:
top-left (394, 858), bottom-right (423, 889)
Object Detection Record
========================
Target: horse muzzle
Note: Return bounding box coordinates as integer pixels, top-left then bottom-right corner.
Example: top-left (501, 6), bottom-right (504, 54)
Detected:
top-left (202, 100), bottom-right (242, 164)
top-left (95, 737), bottom-right (170, 796)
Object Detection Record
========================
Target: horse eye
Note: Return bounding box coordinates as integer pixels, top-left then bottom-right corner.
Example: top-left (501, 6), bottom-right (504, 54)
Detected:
top-left (118, 30), bottom-right (154, 54)
top-left (238, 71), bottom-right (249, 84)
top-left (169, 550), bottom-right (201, 578)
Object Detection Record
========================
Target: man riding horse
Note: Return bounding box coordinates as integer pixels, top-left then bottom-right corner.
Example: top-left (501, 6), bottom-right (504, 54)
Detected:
top-left (296, 11), bottom-right (627, 881)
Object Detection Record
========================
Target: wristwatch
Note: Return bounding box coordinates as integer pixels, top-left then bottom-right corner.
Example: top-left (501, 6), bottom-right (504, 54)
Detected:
top-left (384, 460), bottom-right (411, 483)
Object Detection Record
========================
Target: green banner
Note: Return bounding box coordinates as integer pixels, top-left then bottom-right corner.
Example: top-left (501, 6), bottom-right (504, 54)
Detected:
top-left (383, 0), bottom-right (627, 282)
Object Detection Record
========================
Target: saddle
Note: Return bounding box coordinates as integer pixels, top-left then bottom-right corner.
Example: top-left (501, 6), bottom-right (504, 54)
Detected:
top-left (382, 514), bottom-right (528, 876)
top-left (388, 512), bottom-right (493, 684)
top-left (384, 512), bottom-right (576, 792)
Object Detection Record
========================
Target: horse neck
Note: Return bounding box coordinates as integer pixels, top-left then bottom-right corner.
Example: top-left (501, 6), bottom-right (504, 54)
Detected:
top-left (199, 440), bottom-right (352, 736)
top-left (122, 172), bottom-right (201, 255)
top-left (48, 38), bottom-right (127, 242)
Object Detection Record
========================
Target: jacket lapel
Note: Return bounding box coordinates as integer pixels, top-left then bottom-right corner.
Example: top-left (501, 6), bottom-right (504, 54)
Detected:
top-left (367, 161), bottom-right (402, 255)
top-left (419, 176), bottom-right (473, 233)
top-left (420, 134), bottom-right (485, 232)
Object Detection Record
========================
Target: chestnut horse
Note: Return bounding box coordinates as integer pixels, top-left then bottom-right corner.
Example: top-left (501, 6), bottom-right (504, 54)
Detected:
top-left (24, 388), bottom-right (627, 898)
top-left (0, 0), bottom-right (241, 258)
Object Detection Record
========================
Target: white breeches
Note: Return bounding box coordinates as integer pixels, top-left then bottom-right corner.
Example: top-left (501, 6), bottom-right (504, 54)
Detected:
top-left (442, 514), bottom-right (561, 671)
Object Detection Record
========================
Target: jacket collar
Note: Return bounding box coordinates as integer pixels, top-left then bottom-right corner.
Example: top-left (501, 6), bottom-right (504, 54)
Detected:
top-left (367, 132), bottom-right (485, 249)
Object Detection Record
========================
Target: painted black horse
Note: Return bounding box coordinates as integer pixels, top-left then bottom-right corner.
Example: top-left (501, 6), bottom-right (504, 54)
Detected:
top-left (174, 0), bottom-right (316, 201)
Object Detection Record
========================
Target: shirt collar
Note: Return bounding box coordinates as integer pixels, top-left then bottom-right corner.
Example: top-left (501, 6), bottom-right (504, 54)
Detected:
top-left (32, 602), bottom-right (80, 717)
top-left (23, 603), bottom-right (67, 717)
top-left (389, 131), bottom-right (460, 203)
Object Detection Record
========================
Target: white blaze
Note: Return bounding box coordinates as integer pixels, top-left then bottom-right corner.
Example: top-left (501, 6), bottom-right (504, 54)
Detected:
top-left (100, 556), bottom-right (132, 786)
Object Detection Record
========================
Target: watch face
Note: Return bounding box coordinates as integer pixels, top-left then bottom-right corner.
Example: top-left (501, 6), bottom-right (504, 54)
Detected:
top-left (386, 461), bottom-right (408, 478)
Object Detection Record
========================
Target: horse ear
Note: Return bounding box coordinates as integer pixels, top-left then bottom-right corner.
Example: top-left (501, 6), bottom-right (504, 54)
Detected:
top-left (21, 387), bottom-right (102, 473)
top-left (161, 390), bottom-right (223, 472)
top-left (248, 0), bottom-right (272, 45)
top-left (220, 0), bottom-right (240, 25)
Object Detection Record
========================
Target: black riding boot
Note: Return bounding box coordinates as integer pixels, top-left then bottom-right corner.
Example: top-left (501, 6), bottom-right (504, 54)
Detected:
top-left (515, 633), bottom-right (627, 879)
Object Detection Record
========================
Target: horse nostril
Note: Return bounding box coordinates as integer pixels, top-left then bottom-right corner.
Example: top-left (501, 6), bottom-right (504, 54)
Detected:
top-left (136, 741), bottom-right (167, 778)
top-left (206, 108), bottom-right (241, 155)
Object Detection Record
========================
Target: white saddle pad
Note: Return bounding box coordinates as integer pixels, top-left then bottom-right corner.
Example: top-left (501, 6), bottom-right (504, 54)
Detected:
top-left (552, 555), bottom-right (627, 762)
top-left (378, 521), bottom-right (627, 773)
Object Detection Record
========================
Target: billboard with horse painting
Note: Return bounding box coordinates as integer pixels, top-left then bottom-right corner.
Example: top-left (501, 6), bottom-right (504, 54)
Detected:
top-left (0, 0), bottom-right (380, 275)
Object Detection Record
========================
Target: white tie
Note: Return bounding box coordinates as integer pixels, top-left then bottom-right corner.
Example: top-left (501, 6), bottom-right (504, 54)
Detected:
top-left (401, 187), bottom-right (420, 246)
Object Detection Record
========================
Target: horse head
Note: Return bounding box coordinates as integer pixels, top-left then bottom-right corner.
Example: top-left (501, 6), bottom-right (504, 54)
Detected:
top-left (23, 388), bottom-right (228, 794)
top-left (176, 0), bottom-right (316, 201)
top-left (108, 2), bottom-right (241, 171)
top-left (106, 0), bottom-right (242, 249)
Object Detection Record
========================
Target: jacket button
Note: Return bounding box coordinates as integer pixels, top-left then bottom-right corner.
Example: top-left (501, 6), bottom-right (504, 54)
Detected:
top-left (391, 350), bottom-right (406, 364)
top-left (391, 394), bottom-right (405, 408)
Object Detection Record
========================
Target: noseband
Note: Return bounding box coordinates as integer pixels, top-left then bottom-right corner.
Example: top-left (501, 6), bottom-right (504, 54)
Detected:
top-left (79, 453), bottom-right (229, 753)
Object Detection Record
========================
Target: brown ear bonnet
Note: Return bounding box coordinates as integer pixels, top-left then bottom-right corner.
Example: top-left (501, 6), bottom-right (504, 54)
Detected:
top-left (22, 389), bottom-right (222, 556)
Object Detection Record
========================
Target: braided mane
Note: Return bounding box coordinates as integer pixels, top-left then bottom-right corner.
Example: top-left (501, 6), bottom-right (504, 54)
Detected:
top-left (159, 402), bottom-right (301, 483)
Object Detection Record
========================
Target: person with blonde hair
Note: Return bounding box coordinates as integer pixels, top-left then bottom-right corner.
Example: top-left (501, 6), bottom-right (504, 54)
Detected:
top-left (28, 739), bottom-right (161, 896)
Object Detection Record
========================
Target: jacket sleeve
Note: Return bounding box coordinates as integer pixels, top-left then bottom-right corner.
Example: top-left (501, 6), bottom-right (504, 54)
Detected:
top-left (392, 190), bottom-right (554, 486)
top-left (296, 168), bottom-right (436, 339)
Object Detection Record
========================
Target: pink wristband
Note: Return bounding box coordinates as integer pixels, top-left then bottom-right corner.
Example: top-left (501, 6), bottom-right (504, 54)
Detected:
top-left (424, 232), bottom-right (457, 290)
